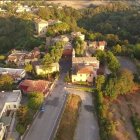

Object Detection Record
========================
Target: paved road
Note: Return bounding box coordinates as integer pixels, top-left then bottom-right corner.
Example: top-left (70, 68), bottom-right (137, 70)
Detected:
top-left (117, 56), bottom-right (137, 73)
top-left (67, 88), bottom-right (100, 140)
top-left (24, 73), bottom-right (67, 140)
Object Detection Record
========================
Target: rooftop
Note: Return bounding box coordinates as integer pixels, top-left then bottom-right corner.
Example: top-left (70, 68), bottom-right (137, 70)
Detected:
top-left (35, 18), bottom-right (48, 24)
top-left (72, 57), bottom-right (99, 64)
top-left (19, 80), bottom-right (50, 94)
top-left (0, 68), bottom-right (25, 76)
top-left (0, 90), bottom-right (21, 114)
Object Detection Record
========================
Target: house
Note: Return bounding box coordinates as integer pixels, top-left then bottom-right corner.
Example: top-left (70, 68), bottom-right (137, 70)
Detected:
top-left (72, 56), bottom-right (99, 83)
top-left (71, 32), bottom-right (85, 41)
top-left (0, 68), bottom-right (26, 82)
top-left (7, 48), bottom-right (40, 66)
top-left (16, 4), bottom-right (31, 13)
top-left (35, 19), bottom-right (48, 36)
top-left (35, 63), bottom-right (59, 75)
top-left (0, 90), bottom-right (21, 140)
top-left (72, 65), bottom-right (97, 83)
top-left (88, 41), bottom-right (107, 53)
top-left (19, 80), bottom-right (50, 94)
top-left (50, 35), bottom-right (69, 45)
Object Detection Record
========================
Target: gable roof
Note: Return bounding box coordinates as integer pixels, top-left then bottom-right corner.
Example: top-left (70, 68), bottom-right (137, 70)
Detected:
top-left (77, 65), bottom-right (94, 74)
top-left (19, 80), bottom-right (49, 94)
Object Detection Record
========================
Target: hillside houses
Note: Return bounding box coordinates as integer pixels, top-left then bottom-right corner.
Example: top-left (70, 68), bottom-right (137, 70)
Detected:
top-left (88, 41), bottom-right (107, 53)
top-left (71, 32), bottom-right (85, 41)
top-left (7, 48), bottom-right (40, 66)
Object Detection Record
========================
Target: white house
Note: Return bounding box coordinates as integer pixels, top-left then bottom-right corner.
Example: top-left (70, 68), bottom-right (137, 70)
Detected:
top-left (35, 63), bottom-right (59, 75)
top-left (0, 90), bottom-right (21, 140)
top-left (35, 19), bottom-right (48, 36)
top-left (72, 57), bottom-right (99, 83)
top-left (0, 68), bottom-right (26, 82)
top-left (71, 32), bottom-right (85, 41)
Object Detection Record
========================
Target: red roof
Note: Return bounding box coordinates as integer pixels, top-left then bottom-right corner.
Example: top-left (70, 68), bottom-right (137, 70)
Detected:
top-left (19, 80), bottom-right (49, 94)
top-left (77, 66), bottom-right (94, 74)
top-left (63, 49), bottom-right (72, 56)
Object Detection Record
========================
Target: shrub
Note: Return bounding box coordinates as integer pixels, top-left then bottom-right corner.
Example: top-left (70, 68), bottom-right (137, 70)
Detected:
top-left (16, 124), bottom-right (26, 135)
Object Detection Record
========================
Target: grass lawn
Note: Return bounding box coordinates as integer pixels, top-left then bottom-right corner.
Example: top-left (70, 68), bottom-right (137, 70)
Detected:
top-left (75, 87), bottom-right (93, 92)
top-left (55, 94), bottom-right (81, 140)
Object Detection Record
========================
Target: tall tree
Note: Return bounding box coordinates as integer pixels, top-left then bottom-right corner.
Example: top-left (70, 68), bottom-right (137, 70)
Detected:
top-left (96, 75), bottom-right (105, 91)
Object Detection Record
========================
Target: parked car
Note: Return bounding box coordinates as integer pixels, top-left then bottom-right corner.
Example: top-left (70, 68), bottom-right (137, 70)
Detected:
top-left (40, 104), bottom-right (45, 112)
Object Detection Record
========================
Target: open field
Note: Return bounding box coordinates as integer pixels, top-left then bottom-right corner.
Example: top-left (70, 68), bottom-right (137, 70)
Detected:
top-left (47, 1), bottom-right (140, 9)
top-left (109, 87), bottom-right (140, 140)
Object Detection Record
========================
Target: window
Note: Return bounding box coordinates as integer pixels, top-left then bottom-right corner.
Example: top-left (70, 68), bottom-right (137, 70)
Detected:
top-left (14, 105), bottom-right (16, 108)
top-left (8, 105), bottom-right (10, 109)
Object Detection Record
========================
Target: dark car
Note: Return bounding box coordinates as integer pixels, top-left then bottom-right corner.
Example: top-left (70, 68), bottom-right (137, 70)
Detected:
top-left (40, 104), bottom-right (45, 112)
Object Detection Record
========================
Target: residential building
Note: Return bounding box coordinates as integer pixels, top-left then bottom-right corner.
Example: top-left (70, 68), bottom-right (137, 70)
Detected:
top-left (72, 57), bottom-right (99, 69)
top-left (0, 68), bottom-right (26, 81)
top-left (48, 35), bottom-right (69, 46)
top-left (72, 65), bottom-right (97, 83)
top-left (0, 90), bottom-right (21, 140)
top-left (19, 80), bottom-right (50, 94)
top-left (16, 4), bottom-right (31, 13)
top-left (7, 48), bottom-right (40, 66)
top-left (88, 41), bottom-right (107, 53)
top-left (35, 63), bottom-right (59, 75)
top-left (72, 57), bottom-right (99, 83)
top-left (35, 19), bottom-right (48, 36)
top-left (71, 32), bottom-right (85, 41)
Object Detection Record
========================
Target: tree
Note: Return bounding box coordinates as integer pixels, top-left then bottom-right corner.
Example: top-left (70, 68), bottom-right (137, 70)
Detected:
top-left (106, 51), bottom-right (120, 73)
top-left (133, 44), bottom-right (140, 60)
top-left (73, 37), bottom-right (85, 56)
top-left (117, 69), bottom-right (134, 95)
top-left (105, 34), bottom-right (120, 47)
top-left (95, 50), bottom-right (106, 64)
top-left (50, 41), bottom-right (65, 62)
top-left (86, 33), bottom-right (96, 41)
top-left (28, 92), bottom-right (44, 110)
top-left (16, 105), bottom-right (31, 126)
top-left (105, 77), bottom-right (118, 99)
top-left (105, 69), bottom-right (134, 99)
top-left (96, 75), bottom-right (105, 91)
top-left (112, 44), bottom-right (122, 55)
top-left (24, 63), bottom-right (33, 73)
top-left (42, 53), bottom-right (53, 72)
top-left (0, 74), bottom-right (14, 91)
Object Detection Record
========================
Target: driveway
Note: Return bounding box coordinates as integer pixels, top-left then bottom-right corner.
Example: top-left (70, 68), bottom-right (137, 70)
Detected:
top-left (67, 88), bottom-right (100, 140)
